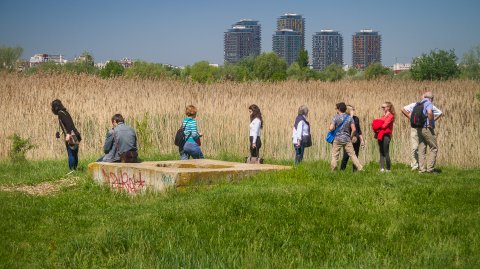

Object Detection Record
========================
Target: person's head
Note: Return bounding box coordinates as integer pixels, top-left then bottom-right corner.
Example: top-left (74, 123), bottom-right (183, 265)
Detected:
top-left (298, 105), bottom-right (309, 117)
top-left (423, 91), bottom-right (434, 102)
top-left (51, 99), bottom-right (66, 115)
top-left (248, 104), bottom-right (263, 127)
top-left (346, 104), bottom-right (356, 116)
top-left (111, 114), bottom-right (125, 126)
top-left (185, 105), bottom-right (197, 118)
top-left (336, 102), bottom-right (347, 113)
top-left (381, 102), bottom-right (395, 115)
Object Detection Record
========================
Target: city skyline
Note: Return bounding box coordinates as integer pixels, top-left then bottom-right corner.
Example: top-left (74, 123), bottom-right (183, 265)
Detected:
top-left (1, 0), bottom-right (479, 66)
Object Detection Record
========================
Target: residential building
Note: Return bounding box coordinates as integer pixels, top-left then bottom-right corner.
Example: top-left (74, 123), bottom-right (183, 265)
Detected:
top-left (233, 19), bottom-right (261, 56)
top-left (29, 53), bottom-right (67, 67)
top-left (312, 30), bottom-right (343, 70)
top-left (276, 13), bottom-right (305, 49)
top-left (272, 29), bottom-right (303, 66)
top-left (224, 25), bottom-right (255, 64)
top-left (352, 29), bottom-right (382, 69)
top-left (392, 63), bottom-right (411, 73)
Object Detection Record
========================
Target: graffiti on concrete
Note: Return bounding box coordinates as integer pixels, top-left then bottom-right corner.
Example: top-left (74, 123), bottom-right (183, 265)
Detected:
top-left (101, 169), bottom-right (146, 193)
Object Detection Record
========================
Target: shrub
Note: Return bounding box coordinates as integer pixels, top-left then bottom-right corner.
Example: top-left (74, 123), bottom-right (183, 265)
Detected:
top-left (0, 46), bottom-right (23, 71)
top-left (253, 53), bottom-right (287, 82)
top-left (8, 133), bottom-right (37, 163)
top-left (319, 64), bottom-right (345, 82)
top-left (99, 61), bottom-right (124, 79)
top-left (364, 62), bottom-right (392, 80)
top-left (124, 61), bottom-right (169, 80)
top-left (460, 45), bottom-right (480, 80)
top-left (190, 61), bottom-right (220, 83)
top-left (135, 113), bottom-right (153, 156)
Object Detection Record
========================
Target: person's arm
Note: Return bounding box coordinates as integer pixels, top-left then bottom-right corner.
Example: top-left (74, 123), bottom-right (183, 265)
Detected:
top-left (329, 119), bottom-right (335, 131)
top-left (103, 130), bottom-right (114, 154)
top-left (350, 122), bottom-right (356, 138)
top-left (401, 108), bottom-right (411, 118)
top-left (433, 105), bottom-right (443, 121)
top-left (381, 114), bottom-right (394, 129)
top-left (427, 109), bottom-right (434, 125)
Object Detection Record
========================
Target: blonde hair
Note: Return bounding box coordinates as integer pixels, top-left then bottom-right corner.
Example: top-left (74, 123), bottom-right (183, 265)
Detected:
top-left (384, 102), bottom-right (395, 115)
top-left (185, 105), bottom-right (197, 117)
top-left (346, 105), bottom-right (355, 115)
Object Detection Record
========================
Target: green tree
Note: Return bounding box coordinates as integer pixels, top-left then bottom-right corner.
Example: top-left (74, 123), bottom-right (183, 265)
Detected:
top-left (253, 53), bottom-right (287, 81)
top-left (319, 64), bottom-right (345, 82)
top-left (346, 67), bottom-right (358, 77)
top-left (0, 46), bottom-right (23, 71)
top-left (100, 61), bottom-right (125, 78)
top-left (364, 62), bottom-right (392, 80)
top-left (460, 45), bottom-right (480, 80)
top-left (410, 49), bottom-right (460, 81)
top-left (296, 49), bottom-right (309, 68)
top-left (221, 63), bottom-right (252, 82)
top-left (125, 61), bottom-right (168, 79)
top-left (78, 51), bottom-right (94, 66)
top-left (190, 61), bottom-right (220, 83)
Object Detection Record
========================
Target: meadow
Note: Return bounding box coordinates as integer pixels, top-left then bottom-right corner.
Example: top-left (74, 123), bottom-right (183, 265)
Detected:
top-left (0, 73), bottom-right (479, 166)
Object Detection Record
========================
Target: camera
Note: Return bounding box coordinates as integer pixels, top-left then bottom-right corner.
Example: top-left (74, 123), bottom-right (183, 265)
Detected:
top-left (55, 131), bottom-right (60, 139)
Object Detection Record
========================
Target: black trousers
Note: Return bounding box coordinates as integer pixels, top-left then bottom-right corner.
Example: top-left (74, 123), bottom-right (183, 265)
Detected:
top-left (249, 136), bottom-right (261, 157)
top-left (340, 141), bottom-right (361, 171)
top-left (378, 135), bottom-right (391, 170)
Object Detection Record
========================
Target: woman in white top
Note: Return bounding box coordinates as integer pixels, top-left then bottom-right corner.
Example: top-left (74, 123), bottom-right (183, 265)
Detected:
top-left (292, 105), bottom-right (310, 165)
top-left (249, 104), bottom-right (263, 158)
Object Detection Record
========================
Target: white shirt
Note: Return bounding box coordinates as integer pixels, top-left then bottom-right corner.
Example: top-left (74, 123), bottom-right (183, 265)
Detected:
top-left (249, 118), bottom-right (261, 143)
top-left (403, 102), bottom-right (442, 116)
top-left (292, 117), bottom-right (310, 144)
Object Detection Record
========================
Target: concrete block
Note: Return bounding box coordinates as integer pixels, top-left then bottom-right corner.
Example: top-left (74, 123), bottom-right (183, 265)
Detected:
top-left (88, 159), bottom-right (291, 194)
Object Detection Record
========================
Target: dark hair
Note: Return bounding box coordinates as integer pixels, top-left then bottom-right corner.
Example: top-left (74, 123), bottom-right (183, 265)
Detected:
top-left (51, 99), bottom-right (66, 115)
top-left (336, 102), bottom-right (347, 113)
top-left (249, 104), bottom-right (263, 128)
top-left (111, 114), bottom-right (125, 124)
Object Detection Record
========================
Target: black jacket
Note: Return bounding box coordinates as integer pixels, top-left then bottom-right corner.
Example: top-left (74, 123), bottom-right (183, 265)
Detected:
top-left (58, 110), bottom-right (82, 142)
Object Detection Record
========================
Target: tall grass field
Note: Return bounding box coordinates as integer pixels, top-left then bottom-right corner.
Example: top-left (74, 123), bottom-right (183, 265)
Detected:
top-left (1, 73), bottom-right (479, 166)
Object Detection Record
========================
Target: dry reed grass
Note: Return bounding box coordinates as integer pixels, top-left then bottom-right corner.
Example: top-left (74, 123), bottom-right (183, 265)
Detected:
top-left (1, 73), bottom-right (479, 167)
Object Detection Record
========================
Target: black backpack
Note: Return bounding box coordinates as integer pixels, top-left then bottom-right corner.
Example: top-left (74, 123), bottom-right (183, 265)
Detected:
top-left (174, 126), bottom-right (185, 147)
top-left (410, 100), bottom-right (427, 128)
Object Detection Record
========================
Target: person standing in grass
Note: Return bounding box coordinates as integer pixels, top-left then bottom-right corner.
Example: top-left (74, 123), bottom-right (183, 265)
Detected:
top-left (182, 105), bottom-right (204, 159)
top-left (401, 93), bottom-right (443, 171)
top-left (340, 105), bottom-right (365, 171)
top-left (51, 99), bottom-right (82, 170)
top-left (248, 104), bottom-right (263, 159)
top-left (372, 102), bottom-right (395, 172)
top-left (330, 102), bottom-right (363, 171)
top-left (292, 105), bottom-right (310, 165)
top-left (413, 92), bottom-right (439, 173)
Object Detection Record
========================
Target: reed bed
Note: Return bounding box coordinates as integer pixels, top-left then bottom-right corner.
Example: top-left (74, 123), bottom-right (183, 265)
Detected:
top-left (1, 73), bottom-right (479, 167)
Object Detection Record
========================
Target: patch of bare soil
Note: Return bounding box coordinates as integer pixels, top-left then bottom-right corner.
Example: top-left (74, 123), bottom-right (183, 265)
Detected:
top-left (0, 176), bottom-right (80, 196)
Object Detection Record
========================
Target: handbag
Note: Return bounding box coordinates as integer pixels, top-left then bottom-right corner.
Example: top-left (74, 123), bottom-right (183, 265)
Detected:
top-left (302, 134), bottom-right (312, 147)
top-left (326, 115), bottom-right (349, 144)
top-left (120, 150), bottom-right (138, 163)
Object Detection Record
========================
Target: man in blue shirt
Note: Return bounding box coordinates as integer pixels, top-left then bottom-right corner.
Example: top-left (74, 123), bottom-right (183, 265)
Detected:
top-left (417, 92), bottom-right (438, 173)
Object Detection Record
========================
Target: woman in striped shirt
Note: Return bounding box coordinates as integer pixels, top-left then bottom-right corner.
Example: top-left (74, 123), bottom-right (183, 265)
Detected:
top-left (181, 105), bottom-right (204, 159)
top-left (249, 104), bottom-right (263, 158)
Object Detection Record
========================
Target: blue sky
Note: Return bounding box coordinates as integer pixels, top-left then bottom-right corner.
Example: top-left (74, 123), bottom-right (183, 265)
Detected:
top-left (1, 0), bottom-right (479, 66)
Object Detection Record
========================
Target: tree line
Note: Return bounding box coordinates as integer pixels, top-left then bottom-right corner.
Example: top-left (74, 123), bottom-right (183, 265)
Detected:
top-left (1, 45), bottom-right (480, 83)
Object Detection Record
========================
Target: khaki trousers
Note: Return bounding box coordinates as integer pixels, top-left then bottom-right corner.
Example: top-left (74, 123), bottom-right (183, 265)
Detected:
top-left (331, 140), bottom-right (363, 171)
top-left (418, 128), bottom-right (438, 172)
top-left (410, 128), bottom-right (419, 169)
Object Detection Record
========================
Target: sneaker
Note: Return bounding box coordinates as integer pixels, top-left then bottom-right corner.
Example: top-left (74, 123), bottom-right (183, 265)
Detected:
top-left (385, 170), bottom-right (391, 173)
top-left (380, 169), bottom-right (385, 172)
top-left (411, 167), bottom-right (418, 171)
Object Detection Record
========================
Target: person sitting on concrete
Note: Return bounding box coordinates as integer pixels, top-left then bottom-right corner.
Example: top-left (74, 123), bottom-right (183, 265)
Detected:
top-left (97, 114), bottom-right (138, 163)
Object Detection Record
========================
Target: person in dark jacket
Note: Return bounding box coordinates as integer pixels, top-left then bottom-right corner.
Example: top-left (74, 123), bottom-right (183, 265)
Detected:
top-left (340, 105), bottom-right (365, 171)
top-left (97, 114), bottom-right (138, 162)
top-left (51, 99), bottom-right (82, 170)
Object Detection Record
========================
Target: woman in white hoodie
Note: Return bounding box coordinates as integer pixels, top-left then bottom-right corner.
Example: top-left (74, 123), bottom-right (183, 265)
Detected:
top-left (292, 105), bottom-right (310, 165)
top-left (248, 104), bottom-right (263, 158)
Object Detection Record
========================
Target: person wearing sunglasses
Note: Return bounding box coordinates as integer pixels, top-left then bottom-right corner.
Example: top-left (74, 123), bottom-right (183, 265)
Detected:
top-left (373, 102), bottom-right (395, 172)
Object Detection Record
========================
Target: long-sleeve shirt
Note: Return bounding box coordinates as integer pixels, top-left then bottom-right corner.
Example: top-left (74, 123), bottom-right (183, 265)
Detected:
top-left (292, 116), bottom-right (310, 144)
top-left (249, 118), bottom-right (261, 143)
top-left (183, 117), bottom-right (200, 143)
top-left (58, 110), bottom-right (81, 142)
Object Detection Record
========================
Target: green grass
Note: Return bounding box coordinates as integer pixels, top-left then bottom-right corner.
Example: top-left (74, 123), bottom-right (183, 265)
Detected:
top-left (0, 157), bottom-right (479, 268)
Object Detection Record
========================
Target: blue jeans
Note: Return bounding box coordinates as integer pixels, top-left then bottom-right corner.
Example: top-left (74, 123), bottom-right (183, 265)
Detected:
top-left (66, 143), bottom-right (79, 170)
top-left (183, 142), bottom-right (204, 159)
top-left (294, 144), bottom-right (305, 165)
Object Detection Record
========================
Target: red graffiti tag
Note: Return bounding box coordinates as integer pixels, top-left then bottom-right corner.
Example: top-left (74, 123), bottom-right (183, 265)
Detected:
top-left (101, 169), bottom-right (146, 193)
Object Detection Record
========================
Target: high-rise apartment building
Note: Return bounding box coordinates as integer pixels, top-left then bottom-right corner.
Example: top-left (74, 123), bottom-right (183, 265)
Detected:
top-left (272, 29), bottom-right (303, 66)
top-left (352, 29), bottom-right (381, 69)
top-left (233, 19), bottom-right (261, 56)
top-left (276, 13), bottom-right (305, 49)
top-left (312, 30), bottom-right (343, 70)
top-left (224, 20), bottom-right (261, 64)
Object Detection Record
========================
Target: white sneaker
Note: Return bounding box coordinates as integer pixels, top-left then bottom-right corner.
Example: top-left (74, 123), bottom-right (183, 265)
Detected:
top-left (380, 169), bottom-right (385, 172)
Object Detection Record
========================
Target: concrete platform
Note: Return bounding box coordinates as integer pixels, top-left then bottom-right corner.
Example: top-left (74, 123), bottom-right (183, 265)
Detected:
top-left (88, 159), bottom-right (291, 194)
